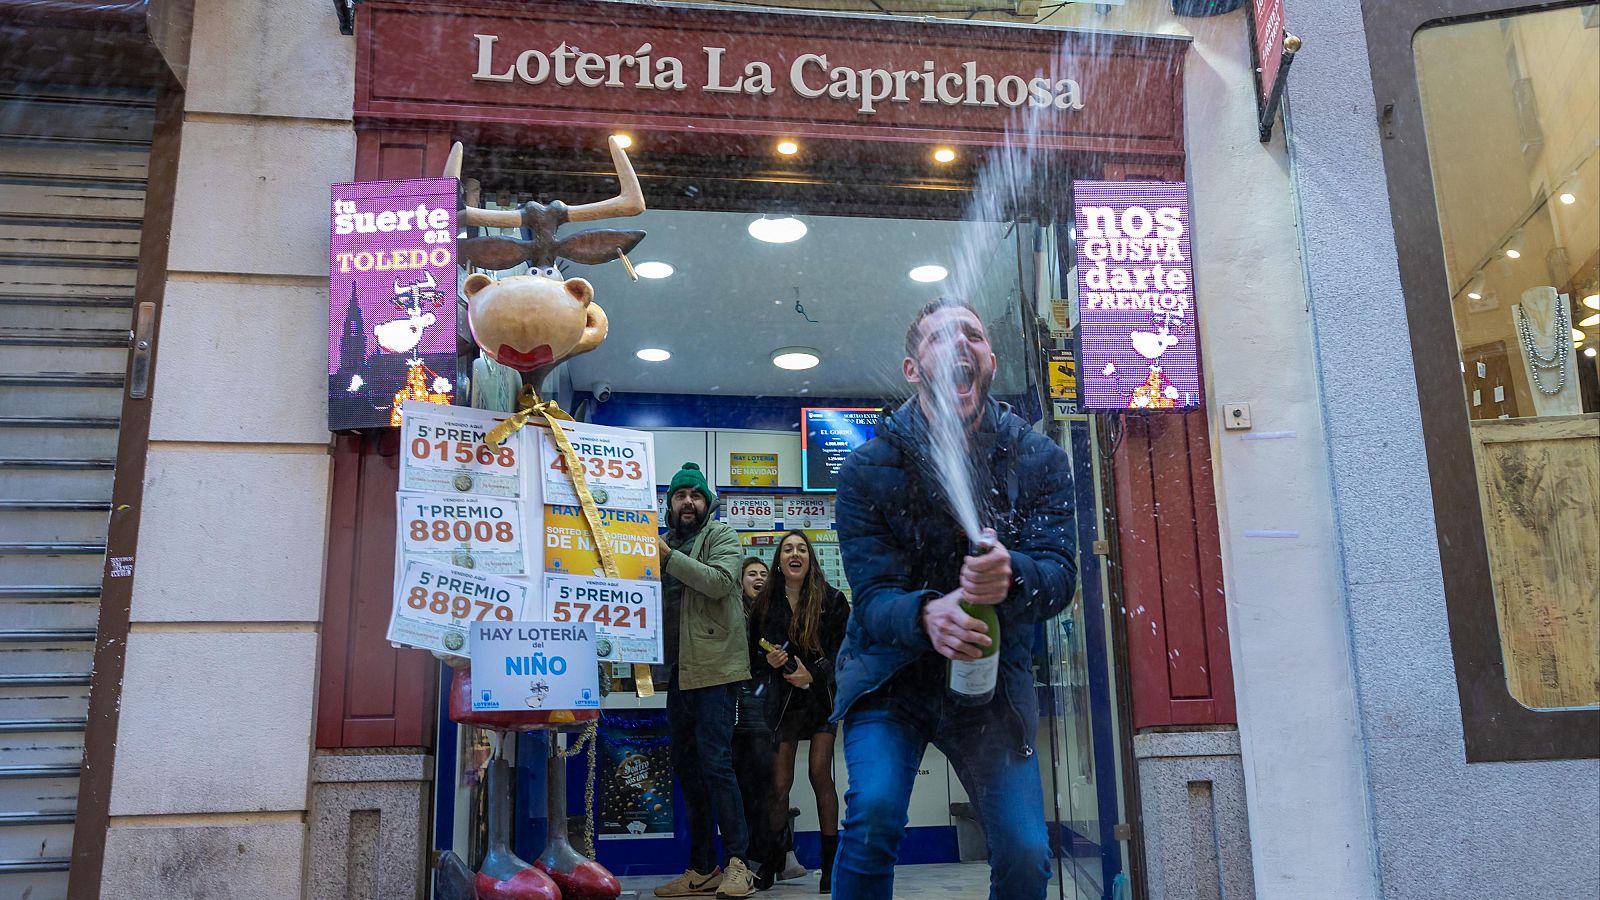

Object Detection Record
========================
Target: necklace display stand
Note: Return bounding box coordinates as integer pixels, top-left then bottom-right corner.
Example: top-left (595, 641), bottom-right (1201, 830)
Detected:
top-left (1511, 287), bottom-right (1581, 417)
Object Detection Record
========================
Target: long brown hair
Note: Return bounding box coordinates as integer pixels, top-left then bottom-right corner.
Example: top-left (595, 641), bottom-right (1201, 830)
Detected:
top-left (753, 530), bottom-right (833, 655)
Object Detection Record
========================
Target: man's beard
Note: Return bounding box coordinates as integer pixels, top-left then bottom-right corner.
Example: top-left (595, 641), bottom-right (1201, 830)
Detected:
top-left (671, 505), bottom-right (705, 534)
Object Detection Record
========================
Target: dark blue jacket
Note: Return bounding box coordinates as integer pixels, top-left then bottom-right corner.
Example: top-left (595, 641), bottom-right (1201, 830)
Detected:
top-left (829, 398), bottom-right (1078, 755)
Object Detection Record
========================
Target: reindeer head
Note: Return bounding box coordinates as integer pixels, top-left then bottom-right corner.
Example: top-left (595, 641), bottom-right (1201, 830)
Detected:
top-left (444, 137), bottom-right (646, 374)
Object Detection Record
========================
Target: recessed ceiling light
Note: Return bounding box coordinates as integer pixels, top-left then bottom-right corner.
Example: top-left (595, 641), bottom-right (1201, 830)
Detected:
top-left (1558, 191), bottom-right (1577, 205)
top-left (636, 348), bottom-right (670, 362)
top-left (909, 265), bottom-right (948, 283)
top-left (610, 133), bottom-right (634, 149)
top-left (933, 147), bottom-right (957, 163)
top-left (1586, 347), bottom-right (1598, 358)
top-left (748, 217), bottom-right (807, 244)
top-left (634, 261), bottom-right (674, 279)
top-left (1584, 294), bottom-right (1599, 311)
top-left (776, 140), bottom-right (799, 156)
top-left (1504, 248), bottom-right (1521, 259)
top-left (1466, 290), bottom-right (1482, 301)
top-left (1573, 328), bottom-right (1586, 343)
top-left (771, 347), bottom-right (820, 370)
top-left (1579, 313), bottom-right (1600, 328)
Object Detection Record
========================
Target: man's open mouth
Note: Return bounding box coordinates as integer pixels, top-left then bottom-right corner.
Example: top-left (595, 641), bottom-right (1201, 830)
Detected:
top-left (952, 359), bottom-right (976, 394)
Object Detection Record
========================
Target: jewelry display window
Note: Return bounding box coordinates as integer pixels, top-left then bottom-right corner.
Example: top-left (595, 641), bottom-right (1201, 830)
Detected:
top-left (1414, 6), bottom-right (1599, 715)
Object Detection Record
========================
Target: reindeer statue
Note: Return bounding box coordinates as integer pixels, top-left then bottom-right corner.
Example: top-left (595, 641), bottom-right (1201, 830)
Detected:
top-left (446, 136), bottom-right (645, 383)
top-left (433, 138), bottom-right (644, 900)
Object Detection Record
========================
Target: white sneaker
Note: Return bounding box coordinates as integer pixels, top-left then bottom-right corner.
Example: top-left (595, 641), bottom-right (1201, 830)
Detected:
top-left (778, 851), bottom-right (809, 882)
top-left (715, 857), bottom-right (757, 899)
top-left (655, 867), bottom-right (722, 897)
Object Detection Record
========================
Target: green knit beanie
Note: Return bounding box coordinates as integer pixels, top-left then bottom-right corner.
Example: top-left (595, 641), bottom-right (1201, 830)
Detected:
top-left (667, 462), bottom-right (716, 507)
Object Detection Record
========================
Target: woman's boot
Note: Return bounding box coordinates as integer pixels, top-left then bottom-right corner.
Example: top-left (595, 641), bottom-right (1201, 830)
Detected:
top-left (818, 833), bottom-right (838, 894)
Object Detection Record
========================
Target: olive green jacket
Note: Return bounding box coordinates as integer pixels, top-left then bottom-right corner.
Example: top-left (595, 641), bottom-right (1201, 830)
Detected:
top-left (664, 518), bottom-right (750, 690)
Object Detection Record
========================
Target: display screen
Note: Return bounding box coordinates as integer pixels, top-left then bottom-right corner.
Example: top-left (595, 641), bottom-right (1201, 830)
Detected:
top-left (1073, 180), bottom-right (1200, 411)
top-left (328, 177), bottom-right (459, 430)
top-left (800, 407), bottom-right (880, 492)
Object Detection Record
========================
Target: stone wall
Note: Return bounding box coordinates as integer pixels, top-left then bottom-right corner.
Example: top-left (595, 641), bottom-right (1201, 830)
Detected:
top-left (1283, 1), bottom-right (1600, 897)
top-left (99, 2), bottom-right (355, 896)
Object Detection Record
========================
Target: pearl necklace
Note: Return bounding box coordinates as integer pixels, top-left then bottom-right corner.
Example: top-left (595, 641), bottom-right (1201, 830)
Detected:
top-left (1513, 302), bottom-right (1570, 395)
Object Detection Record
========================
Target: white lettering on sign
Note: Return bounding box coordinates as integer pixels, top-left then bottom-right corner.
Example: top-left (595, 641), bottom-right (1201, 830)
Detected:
top-left (470, 34), bottom-right (1086, 117)
top-left (1077, 204), bottom-right (1192, 313)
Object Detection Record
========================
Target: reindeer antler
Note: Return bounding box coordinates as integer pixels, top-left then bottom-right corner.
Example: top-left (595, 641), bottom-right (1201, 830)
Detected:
top-left (443, 136), bottom-right (644, 230)
top-left (444, 142), bottom-right (522, 229)
top-left (566, 135), bottom-right (645, 223)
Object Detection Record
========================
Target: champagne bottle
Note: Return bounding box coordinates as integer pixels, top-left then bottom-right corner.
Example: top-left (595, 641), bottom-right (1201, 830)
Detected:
top-left (758, 638), bottom-right (799, 675)
top-left (756, 639), bottom-right (797, 699)
top-left (948, 534), bottom-right (1000, 706)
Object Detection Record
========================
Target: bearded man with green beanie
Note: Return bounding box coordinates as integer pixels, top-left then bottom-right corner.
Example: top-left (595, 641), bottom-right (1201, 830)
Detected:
top-left (654, 462), bottom-right (756, 899)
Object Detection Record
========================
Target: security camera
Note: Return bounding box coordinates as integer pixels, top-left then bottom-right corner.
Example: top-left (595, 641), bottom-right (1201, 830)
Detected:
top-left (593, 382), bottom-right (613, 403)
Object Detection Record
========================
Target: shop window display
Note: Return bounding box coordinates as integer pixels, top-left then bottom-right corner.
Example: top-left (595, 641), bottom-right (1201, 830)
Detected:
top-left (1415, 7), bottom-right (1599, 710)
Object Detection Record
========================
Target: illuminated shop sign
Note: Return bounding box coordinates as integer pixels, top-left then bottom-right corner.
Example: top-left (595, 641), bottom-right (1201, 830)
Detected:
top-left (328, 177), bottom-right (459, 430)
top-left (472, 36), bottom-right (1086, 116)
top-left (1073, 180), bottom-right (1200, 412)
top-left (801, 408), bottom-right (880, 492)
top-left (358, 1), bottom-right (1189, 156)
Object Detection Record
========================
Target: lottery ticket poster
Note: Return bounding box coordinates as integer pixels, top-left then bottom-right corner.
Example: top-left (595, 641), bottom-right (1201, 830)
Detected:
top-left (400, 404), bottom-right (525, 499)
top-left (740, 529), bottom-right (849, 601)
top-left (722, 494), bottom-right (777, 531)
top-left (394, 409), bottom-right (663, 672)
top-left (542, 573), bottom-right (663, 664)
top-left (393, 406), bottom-right (546, 652)
top-left (532, 420), bottom-right (663, 667)
top-left (537, 420), bottom-right (656, 511)
top-left (389, 560), bottom-right (528, 657)
top-left (470, 621), bottom-right (602, 712)
top-left (396, 491), bottom-right (531, 576)
top-left (543, 504), bottom-right (660, 581)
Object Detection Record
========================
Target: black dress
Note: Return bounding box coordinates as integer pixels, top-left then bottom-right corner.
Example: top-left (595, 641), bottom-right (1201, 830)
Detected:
top-left (751, 586), bottom-right (851, 743)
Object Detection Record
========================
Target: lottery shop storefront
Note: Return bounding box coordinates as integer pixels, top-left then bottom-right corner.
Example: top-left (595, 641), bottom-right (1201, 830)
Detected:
top-left (318, 1), bottom-right (1231, 896)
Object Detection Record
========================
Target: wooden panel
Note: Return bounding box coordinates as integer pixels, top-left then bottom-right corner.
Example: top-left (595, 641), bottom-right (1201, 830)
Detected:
top-left (1148, 415), bottom-right (1210, 700)
top-left (1470, 413), bottom-right (1600, 709)
top-left (1187, 410), bottom-right (1236, 724)
top-left (1114, 418), bottom-right (1173, 727)
top-left (1113, 410), bottom-right (1235, 729)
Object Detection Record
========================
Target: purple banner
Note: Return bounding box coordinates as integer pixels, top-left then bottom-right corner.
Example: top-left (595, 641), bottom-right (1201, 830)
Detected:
top-left (328, 177), bottom-right (459, 430)
top-left (1073, 181), bottom-right (1200, 412)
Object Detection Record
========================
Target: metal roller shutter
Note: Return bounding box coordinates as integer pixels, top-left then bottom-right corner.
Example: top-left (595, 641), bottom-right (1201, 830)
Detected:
top-left (0, 82), bottom-right (153, 900)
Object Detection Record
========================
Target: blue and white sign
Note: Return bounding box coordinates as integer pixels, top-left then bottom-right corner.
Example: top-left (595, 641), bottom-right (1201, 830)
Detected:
top-left (469, 621), bottom-right (601, 711)
top-left (800, 407), bottom-right (879, 492)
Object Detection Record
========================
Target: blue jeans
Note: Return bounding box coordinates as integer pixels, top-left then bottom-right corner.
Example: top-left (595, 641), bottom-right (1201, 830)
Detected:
top-left (668, 676), bottom-right (749, 870)
top-left (833, 689), bottom-right (1052, 900)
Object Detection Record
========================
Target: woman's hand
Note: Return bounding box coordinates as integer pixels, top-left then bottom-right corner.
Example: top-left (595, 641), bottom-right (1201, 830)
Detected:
top-left (765, 647), bottom-right (790, 670)
top-left (784, 659), bottom-right (813, 687)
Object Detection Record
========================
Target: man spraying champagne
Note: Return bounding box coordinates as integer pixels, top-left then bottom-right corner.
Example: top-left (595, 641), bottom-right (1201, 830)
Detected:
top-left (829, 297), bottom-right (1078, 900)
